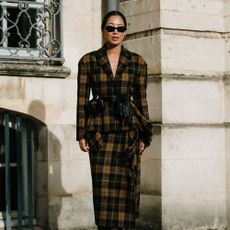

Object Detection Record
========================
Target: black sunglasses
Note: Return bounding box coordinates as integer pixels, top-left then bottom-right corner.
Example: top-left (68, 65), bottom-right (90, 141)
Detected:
top-left (105, 25), bottom-right (127, 33)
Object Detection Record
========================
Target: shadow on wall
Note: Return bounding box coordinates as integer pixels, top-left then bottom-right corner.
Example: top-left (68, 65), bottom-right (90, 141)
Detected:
top-left (136, 126), bottom-right (162, 230)
top-left (28, 100), bottom-right (66, 229)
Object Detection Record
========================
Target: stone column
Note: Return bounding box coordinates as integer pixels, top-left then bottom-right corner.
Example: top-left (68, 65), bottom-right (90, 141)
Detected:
top-left (120, 0), bottom-right (229, 229)
top-left (225, 0), bottom-right (230, 224)
top-left (46, 1), bottom-right (102, 229)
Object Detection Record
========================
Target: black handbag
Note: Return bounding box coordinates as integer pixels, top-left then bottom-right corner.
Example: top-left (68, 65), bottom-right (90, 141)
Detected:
top-left (115, 95), bottom-right (133, 124)
top-left (85, 96), bottom-right (104, 116)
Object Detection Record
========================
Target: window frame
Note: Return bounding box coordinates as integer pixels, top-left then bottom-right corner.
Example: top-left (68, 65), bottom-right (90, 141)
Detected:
top-left (0, 0), bottom-right (63, 65)
top-left (0, 111), bottom-right (35, 229)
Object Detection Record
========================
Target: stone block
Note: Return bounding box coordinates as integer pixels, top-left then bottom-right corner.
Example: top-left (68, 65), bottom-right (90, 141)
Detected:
top-left (225, 16), bottom-right (230, 32)
top-left (161, 34), bottom-right (225, 75)
top-left (226, 161), bottom-right (230, 200)
top-left (124, 35), bottom-right (161, 74)
top-left (162, 79), bottom-right (224, 123)
top-left (162, 158), bottom-right (225, 196)
top-left (162, 126), bottom-right (225, 159)
top-left (125, 11), bottom-right (160, 34)
top-left (25, 79), bottom-right (76, 124)
top-left (141, 159), bottom-right (161, 194)
top-left (136, 194), bottom-right (162, 230)
top-left (0, 77), bottom-right (77, 126)
top-left (224, 79), bottom-right (230, 121)
top-left (63, 0), bottom-right (101, 30)
top-left (225, 127), bottom-right (230, 159)
top-left (225, 38), bottom-right (230, 73)
top-left (120, 0), bottom-right (159, 16)
top-left (161, 0), bottom-right (224, 32)
top-left (147, 79), bottom-right (162, 122)
top-left (48, 160), bottom-right (92, 196)
top-left (47, 125), bottom-right (87, 161)
top-left (162, 192), bottom-right (227, 229)
top-left (0, 77), bottom-right (25, 99)
top-left (35, 126), bottom-right (48, 162)
top-left (161, 0), bottom-right (223, 15)
top-left (35, 161), bottom-right (48, 197)
top-left (161, 11), bottom-right (224, 32)
top-left (224, 1), bottom-right (230, 31)
top-left (143, 125), bottom-right (161, 160)
top-left (120, 0), bottom-right (160, 34)
top-left (227, 191), bottom-right (230, 224)
top-left (48, 194), bottom-right (95, 230)
top-left (48, 159), bottom-right (92, 195)
top-left (36, 196), bottom-right (48, 228)
top-left (63, 0), bottom-right (101, 76)
top-left (64, 28), bottom-right (101, 76)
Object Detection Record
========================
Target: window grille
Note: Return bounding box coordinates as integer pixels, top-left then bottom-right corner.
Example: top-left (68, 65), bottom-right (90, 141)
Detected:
top-left (0, 0), bottom-right (63, 64)
top-left (0, 110), bottom-right (35, 230)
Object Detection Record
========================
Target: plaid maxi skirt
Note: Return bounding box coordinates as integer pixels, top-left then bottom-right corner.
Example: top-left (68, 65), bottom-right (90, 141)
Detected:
top-left (87, 129), bottom-right (141, 229)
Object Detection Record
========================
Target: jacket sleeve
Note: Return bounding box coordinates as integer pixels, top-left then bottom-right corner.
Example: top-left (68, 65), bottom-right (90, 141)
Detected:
top-left (133, 60), bottom-right (149, 119)
top-left (76, 58), bottom-right (90, 141)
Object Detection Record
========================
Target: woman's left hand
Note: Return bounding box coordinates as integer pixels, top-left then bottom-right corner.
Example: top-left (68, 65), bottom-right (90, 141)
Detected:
top-left (140, 140), bottom-right (146, 155)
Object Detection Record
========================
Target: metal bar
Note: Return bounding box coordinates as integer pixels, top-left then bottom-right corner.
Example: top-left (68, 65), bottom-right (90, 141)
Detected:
top-left (27, 124), bottom-right (33, 229)
top-left (16, 117), bottom-right (23, 230)
top-left (2, 1), bottom-right (8, 48)
top-left (107, 0), bottom-right (119, 12)
top-left (59, 0), bottom-right (64, 59)
top-left (0, 54), bottom-right (64, 62)
top-left (4, 113), bottom-right (11, 230)
top-left (0, 1), bottom-right (45, 7)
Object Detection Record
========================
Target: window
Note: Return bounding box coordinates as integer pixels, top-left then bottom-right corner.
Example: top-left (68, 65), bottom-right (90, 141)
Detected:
top-left (0, 0), bottom-right (63, 64)
top-left (0, 111), bottom-right (35, 229)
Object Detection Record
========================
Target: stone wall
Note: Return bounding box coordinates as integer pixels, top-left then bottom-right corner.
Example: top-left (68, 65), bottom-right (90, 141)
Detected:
top-left (121, 0), bottom-right (230, 229)
top-left (0, 0), bottom-right (102, 229)
top-left (47, 1), bottom-right (101, 228)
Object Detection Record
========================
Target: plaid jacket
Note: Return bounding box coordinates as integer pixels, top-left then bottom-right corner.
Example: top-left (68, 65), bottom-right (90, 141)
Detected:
top-left (76, 45), bottom-right (149, 140)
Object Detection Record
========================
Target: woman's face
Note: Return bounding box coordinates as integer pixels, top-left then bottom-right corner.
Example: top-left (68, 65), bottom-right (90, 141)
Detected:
top-left (103, 15), bottom-right (126, 47)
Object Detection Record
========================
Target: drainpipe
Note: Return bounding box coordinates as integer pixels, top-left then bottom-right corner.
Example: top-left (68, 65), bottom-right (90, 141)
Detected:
top-left (107, 0), bottom-right (119, 12)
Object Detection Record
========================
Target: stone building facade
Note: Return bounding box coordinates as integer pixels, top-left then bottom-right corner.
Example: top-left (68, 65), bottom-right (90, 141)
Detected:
top-left (0, 0), bottom-right (229, 229)
top-left (121, 0), bottom-right (230, 229)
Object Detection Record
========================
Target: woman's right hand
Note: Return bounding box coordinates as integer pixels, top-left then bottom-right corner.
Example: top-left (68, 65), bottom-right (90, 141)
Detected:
top-left (79, 138), bottom-right (90, 152)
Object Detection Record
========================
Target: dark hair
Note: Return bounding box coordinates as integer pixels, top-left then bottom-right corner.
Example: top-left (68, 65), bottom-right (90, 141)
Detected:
top-left (101, 11), bottom-right (127, 30)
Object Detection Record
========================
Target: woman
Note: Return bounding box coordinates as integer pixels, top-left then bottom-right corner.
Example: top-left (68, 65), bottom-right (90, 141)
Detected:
top-left (77, 11), bottom-right (152, 230)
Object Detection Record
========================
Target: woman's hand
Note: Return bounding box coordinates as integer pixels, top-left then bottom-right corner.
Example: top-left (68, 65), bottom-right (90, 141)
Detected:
top-left (79, 138), bottom-right (90, 152)
top-left (140, 140), bottom-right (146, 155)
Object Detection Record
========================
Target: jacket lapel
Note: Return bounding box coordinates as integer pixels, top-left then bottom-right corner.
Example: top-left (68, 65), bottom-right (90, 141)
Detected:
top-left (95, 45), bottom-right (131, 81)
top-left (95, 45), bottom-right (114, 80)
top-left (115, 46), bottom-right (131, 80)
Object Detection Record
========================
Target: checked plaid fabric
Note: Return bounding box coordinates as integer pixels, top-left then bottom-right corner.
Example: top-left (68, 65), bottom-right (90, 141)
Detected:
top-left (76, 45), bottom-right (150, 229)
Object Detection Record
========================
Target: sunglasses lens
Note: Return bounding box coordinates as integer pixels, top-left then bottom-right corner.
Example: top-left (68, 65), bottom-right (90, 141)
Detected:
top-left (105, 26), bottom-right (115, 32)
top-left (105, 26), bottom-right (126, 33)
top-left (117, 26), bottom-right (126, 32)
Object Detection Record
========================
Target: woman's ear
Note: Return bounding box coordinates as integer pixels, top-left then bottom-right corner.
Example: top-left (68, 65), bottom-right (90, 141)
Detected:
top-left (102, 30), bottom-right (106, 39)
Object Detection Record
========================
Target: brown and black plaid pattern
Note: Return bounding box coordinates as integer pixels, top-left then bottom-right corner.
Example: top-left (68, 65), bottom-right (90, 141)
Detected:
top-left (87, 130), bottom-right (140, 229)
top-left (76, 45), bottom-right (149, 140)
top-left (76, 45), bottom-right (150, 229)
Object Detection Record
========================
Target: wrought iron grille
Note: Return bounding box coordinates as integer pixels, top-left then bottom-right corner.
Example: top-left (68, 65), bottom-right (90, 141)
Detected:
top-left (0, 0), bottom-right (63, 63)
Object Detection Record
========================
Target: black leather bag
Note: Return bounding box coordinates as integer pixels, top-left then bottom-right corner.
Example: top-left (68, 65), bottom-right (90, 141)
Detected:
top-left (115, 95), bottom-right (133, 124)
top-left (85, 96), bottom-right (104, 116)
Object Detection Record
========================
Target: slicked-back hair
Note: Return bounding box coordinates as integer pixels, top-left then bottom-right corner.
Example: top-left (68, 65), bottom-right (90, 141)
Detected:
top-left (101, 11), bottom-right (127, 30)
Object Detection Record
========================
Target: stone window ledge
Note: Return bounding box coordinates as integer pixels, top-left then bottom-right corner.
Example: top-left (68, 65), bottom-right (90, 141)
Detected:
top-left (0, 63), bottom-right (71, 78)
